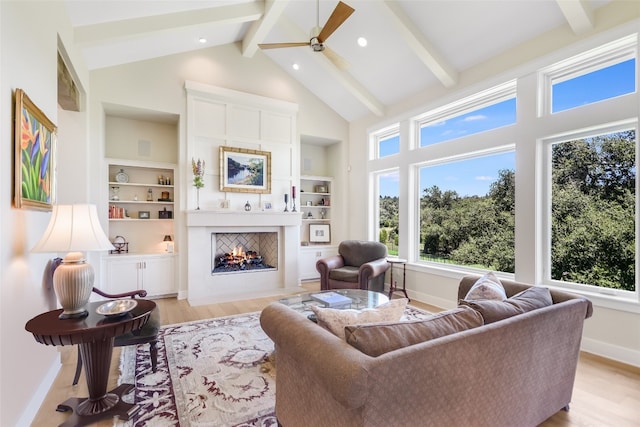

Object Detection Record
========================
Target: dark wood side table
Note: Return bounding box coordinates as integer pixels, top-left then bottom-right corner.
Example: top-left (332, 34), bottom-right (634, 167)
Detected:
top-left (25, 299), bottom-right (156, 427)
top-left (387, 258), bottom-right (410, 301)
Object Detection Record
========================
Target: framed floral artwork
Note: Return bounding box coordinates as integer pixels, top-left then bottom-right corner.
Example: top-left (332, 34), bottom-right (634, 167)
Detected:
top-left (14, 88), bottom-right (57, 211)
top-left (219, 146), bottom-right (271, 194)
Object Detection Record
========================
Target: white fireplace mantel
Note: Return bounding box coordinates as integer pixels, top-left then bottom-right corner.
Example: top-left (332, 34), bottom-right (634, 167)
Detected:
top-left (185, 210), bottom-right (302, 305)
top-left (186, 210), bottom-right (302, 227)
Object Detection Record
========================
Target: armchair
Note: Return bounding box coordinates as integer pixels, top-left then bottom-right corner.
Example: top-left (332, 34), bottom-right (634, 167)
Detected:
top-left (316, 240), bottom-right (390, 292)
top-left (71, 287), bottom-right (160, 385)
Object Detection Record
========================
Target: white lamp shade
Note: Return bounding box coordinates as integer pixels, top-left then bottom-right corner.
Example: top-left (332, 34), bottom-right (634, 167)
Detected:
top-left (32, 204), bottom-right (114, 253)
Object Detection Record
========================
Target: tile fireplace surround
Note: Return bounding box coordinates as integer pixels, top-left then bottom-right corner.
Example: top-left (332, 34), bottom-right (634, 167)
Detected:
top-left (186, 210), bottom-right (302, 305)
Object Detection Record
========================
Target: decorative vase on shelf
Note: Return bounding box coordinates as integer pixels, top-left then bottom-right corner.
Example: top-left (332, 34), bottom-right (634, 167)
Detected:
top-left (245, 201), bottom-right (252, 211)
top-left (196, 188), bottom-right (201, 210)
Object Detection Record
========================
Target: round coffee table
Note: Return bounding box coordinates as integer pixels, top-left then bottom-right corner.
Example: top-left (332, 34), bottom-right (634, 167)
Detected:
top-left (279, 289), bottom-right (389, 319)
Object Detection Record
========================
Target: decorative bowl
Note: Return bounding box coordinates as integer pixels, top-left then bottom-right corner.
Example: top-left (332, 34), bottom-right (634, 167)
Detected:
top-left (96, 299), bottom-right (138, 317)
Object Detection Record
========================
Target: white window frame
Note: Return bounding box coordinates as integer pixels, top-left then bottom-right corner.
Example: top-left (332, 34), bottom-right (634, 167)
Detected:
top-left (540, 120), bottom-right (639, 302)
top-left (415, 80), bottom-right (517, 147)
top-left (538, 34), bottom-right (637, 116)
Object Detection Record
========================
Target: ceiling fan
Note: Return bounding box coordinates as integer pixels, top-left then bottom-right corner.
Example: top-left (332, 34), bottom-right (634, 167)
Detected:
top-left (258, 1), bottom-right (355, 70)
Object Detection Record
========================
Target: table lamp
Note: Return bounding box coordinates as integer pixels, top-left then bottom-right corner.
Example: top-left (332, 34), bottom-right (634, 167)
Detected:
top-left (32, 204), bottom-right (114, 319)
top-left (163, 234), bottom-right (174, 252)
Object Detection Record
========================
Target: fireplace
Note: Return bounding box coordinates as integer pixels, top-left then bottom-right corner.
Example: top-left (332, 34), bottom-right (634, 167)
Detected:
top-left (212, 232), bottom-right (277, 273)
top-left (186, 211), bottom-right (301, 305)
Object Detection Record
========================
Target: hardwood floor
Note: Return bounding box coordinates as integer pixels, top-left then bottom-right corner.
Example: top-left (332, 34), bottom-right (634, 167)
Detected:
top-left (32, 282), bottom-right (640, 426)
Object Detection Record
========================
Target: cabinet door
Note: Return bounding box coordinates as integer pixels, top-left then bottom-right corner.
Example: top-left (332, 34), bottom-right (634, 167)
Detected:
top-left (142, 256), bottom-right (176, 296)
top-left (299, 246), bottom-right (338, 280)
top-left (104, 258), bottom-right (142, 294)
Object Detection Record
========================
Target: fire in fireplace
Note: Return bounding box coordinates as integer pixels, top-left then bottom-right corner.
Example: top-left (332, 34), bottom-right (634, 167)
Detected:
top-left (211, 231), bottom-right (278, 274)
top-left (213, 245), bottom-right (274, 273)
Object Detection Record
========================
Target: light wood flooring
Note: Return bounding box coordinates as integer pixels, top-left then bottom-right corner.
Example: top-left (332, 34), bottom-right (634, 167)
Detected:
top-left (32, 281), bottom-right (640, 426)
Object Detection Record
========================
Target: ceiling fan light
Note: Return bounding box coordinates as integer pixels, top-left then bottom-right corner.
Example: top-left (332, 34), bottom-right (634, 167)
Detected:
top-left (310, 37), bottom-right (324, 52)
top-left (357, 37), bottom-right (367, 47)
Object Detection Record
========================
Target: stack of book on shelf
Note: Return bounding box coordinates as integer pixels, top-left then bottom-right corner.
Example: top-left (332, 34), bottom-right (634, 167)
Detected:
top-left (310, 292), bottom-right (352, 309)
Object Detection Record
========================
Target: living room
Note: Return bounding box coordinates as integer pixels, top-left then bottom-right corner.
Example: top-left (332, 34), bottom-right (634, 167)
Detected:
top-left (2, 1), bottom-right (640, 426)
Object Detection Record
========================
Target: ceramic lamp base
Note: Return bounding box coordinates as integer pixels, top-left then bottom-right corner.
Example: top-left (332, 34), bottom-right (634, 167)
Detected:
top-left (53, 252), bottom-right (94, 320)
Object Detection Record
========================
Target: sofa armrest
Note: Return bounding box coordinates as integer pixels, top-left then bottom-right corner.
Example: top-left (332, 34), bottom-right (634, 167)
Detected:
top-left (358, 258), bottom-right (390, 290)
top-left (260, 303), bottom-right (370, 408)
top-left (316, 255), bottom-right (345, 290)
top-left (316, 255), bottom-right (345, 273)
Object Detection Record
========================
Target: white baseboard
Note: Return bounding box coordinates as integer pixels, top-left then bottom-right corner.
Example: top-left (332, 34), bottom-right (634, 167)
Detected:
top-left (581, 337), bottom-right (640, 368)
top-left (16, 358), bottom-right (59, 427)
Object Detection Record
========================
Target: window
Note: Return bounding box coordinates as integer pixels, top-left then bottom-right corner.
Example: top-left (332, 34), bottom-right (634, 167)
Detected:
top-left (546, 128), bottom-right (636, 292)
top-left (541, 34), bottom-right (637, 115)
top-left (552, 59), bottom-right (636, 113)
top-left (372, 127), bottom-right (400, 159)
top-left (418, 151), bottom-right (515, 272)
top-left (419, 98), bottom-right (516, 147)
top-left (377, 170), bottom-right (399, 255)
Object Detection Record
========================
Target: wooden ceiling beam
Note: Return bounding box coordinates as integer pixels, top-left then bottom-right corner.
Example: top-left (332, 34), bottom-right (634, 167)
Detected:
top-left (74, 2), bottom-right (263, 46)
top-left (555, 0), bottom-right (595, 35)
top-left (380, 0), bottom-right (458, 88)
top-left (242, 0), bottom-right (291, 58)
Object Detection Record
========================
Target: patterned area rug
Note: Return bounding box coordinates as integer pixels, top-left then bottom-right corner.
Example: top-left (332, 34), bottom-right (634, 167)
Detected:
top-left (118, 305), bottom-right (432, 426)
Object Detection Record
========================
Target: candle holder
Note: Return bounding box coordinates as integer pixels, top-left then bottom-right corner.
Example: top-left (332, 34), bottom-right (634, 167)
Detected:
top-left (291, 196), bottom-right (297, 212)
top-left (283, 193), bottom-right (289, 212)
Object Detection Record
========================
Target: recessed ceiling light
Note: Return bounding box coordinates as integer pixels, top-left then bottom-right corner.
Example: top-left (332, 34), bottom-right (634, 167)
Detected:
top-left (292, 63), bottom-right (300, 71)
top-left (198, 37), bottom-right (207, 44)
top-left (357, 37), bottom-right (367, 47)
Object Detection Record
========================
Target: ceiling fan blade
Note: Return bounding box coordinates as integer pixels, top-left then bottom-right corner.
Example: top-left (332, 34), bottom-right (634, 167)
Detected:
top-left (323, 46), bottom-right (350, 71)
top-left (317, 1), bottom-right (355, 43)
top-left (258, 42), bottom-right (310, 50)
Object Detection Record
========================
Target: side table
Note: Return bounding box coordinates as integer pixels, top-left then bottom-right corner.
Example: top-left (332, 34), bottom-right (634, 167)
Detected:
top-left (25, 299), bottom-right (156, 427)
top-left (387, 258), bottom-right (410, 301)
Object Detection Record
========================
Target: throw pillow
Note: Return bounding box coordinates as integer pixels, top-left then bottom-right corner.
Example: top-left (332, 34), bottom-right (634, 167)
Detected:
top-left (464, 272), bottom-right (507, 301)
top-left (311, 298), bottom-right (408, 340)
top-left (344, 306), bottom-right (484, 357)
top-left (460, 286), bottom-right (553, 323)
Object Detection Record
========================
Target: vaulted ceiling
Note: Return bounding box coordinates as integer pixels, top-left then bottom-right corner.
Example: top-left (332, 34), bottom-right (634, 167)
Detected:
top-left (64, 0), bottom-right (612, 122)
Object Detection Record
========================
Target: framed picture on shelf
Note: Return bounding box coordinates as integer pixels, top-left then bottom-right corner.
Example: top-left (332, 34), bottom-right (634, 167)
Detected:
top-left (14, 88), bottom-right (57, 211)
top-left (262, 201), bottom-right (272, 211)
top-left (220, 146), bottom-right (271, 194)
top-left (314, 185), bottom-right (328, 193)
top-left (309, 224), bottom-right (331, 243)
top-left (138, 211), bottom-right (150, 219)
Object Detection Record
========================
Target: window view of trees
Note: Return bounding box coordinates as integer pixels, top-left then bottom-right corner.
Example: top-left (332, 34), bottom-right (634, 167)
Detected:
top-left (551, 130), bottom-right (636, 291)
top-left (417, 167), bottom-right (515, 273)
top-left (377, 171), bottom-right (399, 255)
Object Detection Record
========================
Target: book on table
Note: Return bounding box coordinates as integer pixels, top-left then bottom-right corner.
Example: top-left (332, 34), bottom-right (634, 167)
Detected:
top-left (310, 292), bottom-right (352, 308)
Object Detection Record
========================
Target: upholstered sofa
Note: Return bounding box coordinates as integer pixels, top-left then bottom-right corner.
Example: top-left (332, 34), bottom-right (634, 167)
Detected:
top-left (260, 275), bottom-right (593, 427)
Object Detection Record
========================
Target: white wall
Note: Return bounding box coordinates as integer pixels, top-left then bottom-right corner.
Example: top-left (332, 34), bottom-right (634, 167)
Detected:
top-left (89, 43), bottom-right (349, 300)
top-left (0, 2), bottom-right (91, 426)
top-left (348, 5), bottom-right (640, 367)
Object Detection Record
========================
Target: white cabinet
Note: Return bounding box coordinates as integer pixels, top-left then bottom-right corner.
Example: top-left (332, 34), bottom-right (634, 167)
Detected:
top-left (103, 254), bottom-right (176, 297)
top-left (299, 245), bottom-right (339, 281)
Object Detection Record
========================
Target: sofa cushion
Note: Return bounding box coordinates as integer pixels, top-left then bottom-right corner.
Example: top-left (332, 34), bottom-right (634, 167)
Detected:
top-left (460, 286), bottom-right (553, 323)
top-left (311, 298), bottom-right (408, 340)
top-left (464, 272), bottom-right (507, 301)
top-left (329, 266), bottom-right (359, 282)
top-left (344, 306), bottom-right (484, 357)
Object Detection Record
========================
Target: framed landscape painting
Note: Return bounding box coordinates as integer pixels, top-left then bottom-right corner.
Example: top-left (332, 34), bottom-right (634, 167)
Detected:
top-left (14, 88), bottom-right (57, 211)
top-left (220, 146), bottom-right (271, 194)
